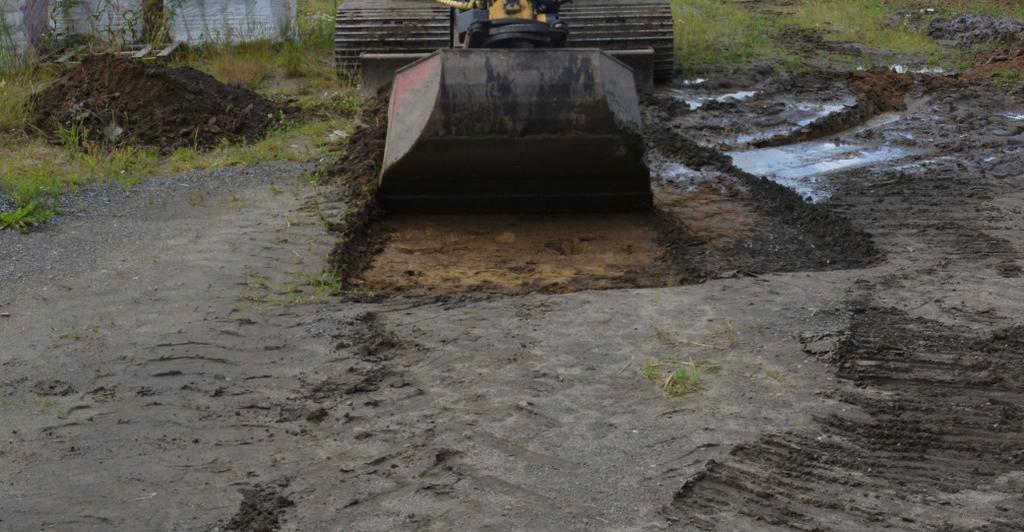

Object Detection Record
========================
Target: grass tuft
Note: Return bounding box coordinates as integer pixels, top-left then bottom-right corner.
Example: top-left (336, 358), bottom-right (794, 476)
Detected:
top-left (0, 201), bottom-right (56, 233)
top-left (643, 359), bottom-right (723, 397)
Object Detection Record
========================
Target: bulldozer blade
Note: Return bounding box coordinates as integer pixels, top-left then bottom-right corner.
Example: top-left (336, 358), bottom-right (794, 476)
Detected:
top-left (379, 48), bottom-right (653, 213)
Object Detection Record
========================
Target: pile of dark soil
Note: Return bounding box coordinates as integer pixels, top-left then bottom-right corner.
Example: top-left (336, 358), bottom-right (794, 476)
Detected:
top-left (929, 14), bottom-right (1024, 49)
top-left (32, 54), bottom-right (286, 152)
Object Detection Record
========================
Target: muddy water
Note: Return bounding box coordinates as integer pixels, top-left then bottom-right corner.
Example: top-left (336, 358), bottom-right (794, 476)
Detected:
top-left (730, 141), bottom-right (915, 202)
top-left (734, 101), bottom-right (850, 145)
top-left (670, 89), bottom-right (759, 110)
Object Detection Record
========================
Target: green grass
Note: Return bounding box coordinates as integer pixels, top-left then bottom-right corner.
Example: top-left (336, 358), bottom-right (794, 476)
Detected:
top-left (668, 0), bottom-right (1024, 73)
top-left (0, 140), bottom-right (158, 212)
top-left (643, 359), bottom-right (723, 398)
top-left (671, 0), bottom-right (792, 73)
top-left (991, 67), bottom-right (1024, 90)
top-left (786, 0), bottom-right (943, 58)
top-left (238, 267), bottom-right (343, 309)
top-left (0, 201), bottom-right (56, 233)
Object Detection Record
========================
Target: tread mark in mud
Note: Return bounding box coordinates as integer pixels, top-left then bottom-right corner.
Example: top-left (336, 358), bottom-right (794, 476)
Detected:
top-left (666, 306), bottom-right (1024, 530)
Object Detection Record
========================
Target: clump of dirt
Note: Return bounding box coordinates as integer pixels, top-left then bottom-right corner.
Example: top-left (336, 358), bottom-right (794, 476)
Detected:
top-left (32, 54), bottom-right (286, 152)
top-left (224, 481), bottom-right (294, 532)
top-left (324, 92), bottom-right (389, 281)
top-left (929, 14), bottom-right (1024, 49)
top-left (31, 379), bottom-right (75, 396)
top-left (756, 67), bottom-right (960, 147)
top-left (775, 26), bottom-right (863, 57)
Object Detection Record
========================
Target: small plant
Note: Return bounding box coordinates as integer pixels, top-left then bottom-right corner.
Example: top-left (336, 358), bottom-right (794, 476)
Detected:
top-left (0, 201), bottom-right (57, 233)
top-left (185, 191), bottom-right (206, 206)
top-left (295, 268), bottom-right (343, 298)
top-left (992, 68), bottom-right (1024, 92)
top-left (56, 121), bottom-right (90, 148)
top-left (643, 359), bottom-right (723, 398)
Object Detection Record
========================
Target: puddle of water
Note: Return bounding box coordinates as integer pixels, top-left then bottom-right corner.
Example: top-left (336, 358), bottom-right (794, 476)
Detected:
top-left (681, 78), bottom-right (707, 86)
top-left (649, 153), bottom-right (701, 188)
top-left (734, 102), bottom-right (851, 145)
top-left (891, 64), bottom-right (947, 74)
top-left (730, 141), bottom-right (914, 203)
top-left (671, 89), bottom-right (760, 111)
top-left (1006, 113), bottom-right (1024, 121)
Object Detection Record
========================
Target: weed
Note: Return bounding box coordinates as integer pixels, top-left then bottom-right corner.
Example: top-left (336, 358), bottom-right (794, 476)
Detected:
top-left (643, 359), bottom-right (723, 397)
top-left (0, 201), bottom-right (56, 232)
top-left (652, 321), bottom-right (737, 351)
top-left (185, 191), bottom-right (206, 206)
top-left (992, 68), bottom-right (1024, 91)
top-left (295, 268), bottom-right (344, 297)
top-left (0, 77), bottom-right (36, 133)
top-left (57, 121), bottom-right (90, 148)
top-left (763, 365), bottom-right (791, 385)
top-left (244, 273), bottom-right (271, 290)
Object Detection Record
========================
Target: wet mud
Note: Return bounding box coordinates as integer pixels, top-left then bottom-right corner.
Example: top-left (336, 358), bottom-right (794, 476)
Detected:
top-left (930, 13), bottom-right (1024, 49)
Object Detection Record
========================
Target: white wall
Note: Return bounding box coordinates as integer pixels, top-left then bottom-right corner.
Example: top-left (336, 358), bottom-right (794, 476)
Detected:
top-left (3, 0), bottom-right (29, 54)
top-left (1, 0), bottom-right (298, 55)
top-left (51, 0), bottom-right (145, 45)
top-left (169, 0), bottom-right (297, 44)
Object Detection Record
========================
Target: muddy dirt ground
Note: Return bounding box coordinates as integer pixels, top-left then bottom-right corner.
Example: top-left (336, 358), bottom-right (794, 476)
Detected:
top-left (4, 28), bottom-right (1024, 532)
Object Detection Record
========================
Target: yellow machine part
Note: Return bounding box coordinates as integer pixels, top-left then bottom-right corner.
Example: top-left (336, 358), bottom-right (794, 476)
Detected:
top-left (488, 1), bottom-right (548, 22)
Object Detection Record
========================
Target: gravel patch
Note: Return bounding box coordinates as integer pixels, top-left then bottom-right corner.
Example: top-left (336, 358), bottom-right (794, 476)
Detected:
top-left (0, 192), bottom-right (16, 213)
top-left (929, 14), bottom-right (1024, 49)
top-left (0, 160), bottom-right (318, 292)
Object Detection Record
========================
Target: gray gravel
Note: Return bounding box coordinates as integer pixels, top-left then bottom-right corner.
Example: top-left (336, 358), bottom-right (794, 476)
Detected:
top-left (0, 160), bottom-right (319, 292)
top-left (0, 191), bottom-right (16, 213)
top-left (929, 14), bottom-right (1024, 49)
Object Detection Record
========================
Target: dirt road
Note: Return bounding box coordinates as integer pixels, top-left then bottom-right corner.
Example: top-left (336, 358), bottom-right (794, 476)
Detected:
top-left (3, 63), bottom-right (1024, 532)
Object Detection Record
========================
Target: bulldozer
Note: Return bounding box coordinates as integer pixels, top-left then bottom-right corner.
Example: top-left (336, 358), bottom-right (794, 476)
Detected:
top-left (335, 0), bottom-right (676, 212)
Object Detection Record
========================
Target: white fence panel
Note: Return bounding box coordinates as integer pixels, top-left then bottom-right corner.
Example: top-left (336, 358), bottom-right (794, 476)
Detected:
top-left (3, 0), bottom-right (28, 53)
top-left (169, 0), bottom-right (297, 44)
top-left (51, 0), bottom-right (145, 45)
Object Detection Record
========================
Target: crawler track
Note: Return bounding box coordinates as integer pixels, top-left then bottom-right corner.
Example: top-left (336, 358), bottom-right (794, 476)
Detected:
top-left (335, 0), bottom-right (677, 82)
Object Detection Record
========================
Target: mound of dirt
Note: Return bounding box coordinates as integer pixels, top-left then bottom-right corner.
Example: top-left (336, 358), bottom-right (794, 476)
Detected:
top-left (32, 54), bottom-right (286, 152)
top-left (929, 14), bottom-right (1024, 49)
